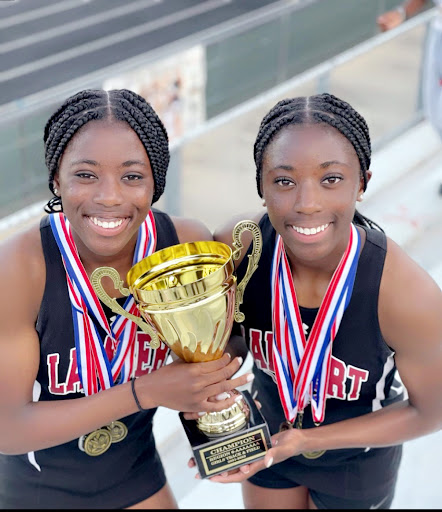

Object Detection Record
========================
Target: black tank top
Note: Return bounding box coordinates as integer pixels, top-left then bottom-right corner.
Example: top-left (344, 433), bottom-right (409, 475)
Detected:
top-left (234, 214), bottom-right (404, 497)
top-left (0, 209), bottom-right (179, 509)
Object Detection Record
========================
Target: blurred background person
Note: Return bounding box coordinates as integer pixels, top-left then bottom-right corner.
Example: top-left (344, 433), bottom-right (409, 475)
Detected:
top-left (378, 1), bottom-right (442, 184)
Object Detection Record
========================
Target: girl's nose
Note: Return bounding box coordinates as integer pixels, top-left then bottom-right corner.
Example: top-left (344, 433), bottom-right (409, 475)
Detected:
top-left (93, 177), bottom-right (123, 207)
top-left (295, 182), bottom-right (321, 214)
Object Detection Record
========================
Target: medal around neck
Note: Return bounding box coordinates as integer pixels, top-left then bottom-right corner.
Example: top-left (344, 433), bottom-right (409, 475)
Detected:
top-left (91, 220), bottom-right (272, 478)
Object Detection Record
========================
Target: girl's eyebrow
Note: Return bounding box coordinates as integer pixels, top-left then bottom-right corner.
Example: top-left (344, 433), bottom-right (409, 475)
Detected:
top-left (122, 160), bottom-right (147, 167)
top-left (268, 164), bottom-right (295, 172)
top-left (320, 160), bottom-right (350, 169)
top-left (70, 159), bottom-right (97, 166)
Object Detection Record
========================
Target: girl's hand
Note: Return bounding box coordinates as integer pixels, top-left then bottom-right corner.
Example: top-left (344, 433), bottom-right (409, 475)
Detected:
top-left (136, 354), bottom-right (254, 413)
top-left (187, 428), bottom-right (303, 483)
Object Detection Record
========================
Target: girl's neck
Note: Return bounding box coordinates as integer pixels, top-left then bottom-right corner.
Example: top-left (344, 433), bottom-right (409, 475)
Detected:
top-left (285, 225), bottom-right (365, 308)
top-left (73, 234), bottom-right (137, 290)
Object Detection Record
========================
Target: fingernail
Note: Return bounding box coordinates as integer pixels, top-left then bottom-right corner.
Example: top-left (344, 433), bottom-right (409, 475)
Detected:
top-left (226, 352), bottom-right (232, 359)
top-left (241, 466), bottom-right (250, 474)
top-left (220, 472), bottom-right (229, 477)
top-left (215, 392), bottom-right (230, 401)
top-left (195, 473), bottom-right (201, 479)
top-left (274, 440), bottom-right (278, 446)
top-left (246, 373), bottom-right (255, 382)
top-left (266, 457), bottom-right (274, 468)
top-left (198, 412), bottom-right (206, 416)
top-left (237, 356), bottom-right (243, 366)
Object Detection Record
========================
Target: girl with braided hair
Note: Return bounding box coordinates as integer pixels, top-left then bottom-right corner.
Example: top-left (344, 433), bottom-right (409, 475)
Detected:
top-left (202, 93), bottom-right (442, 508)
top-left (0, 88), bottom-right (252, 509)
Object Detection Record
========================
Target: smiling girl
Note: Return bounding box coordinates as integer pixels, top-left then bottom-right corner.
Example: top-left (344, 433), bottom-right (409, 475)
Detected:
top-left (209, 93), bottom-right (442, 509)
top-left (0, 89), bottom-right (252, 509)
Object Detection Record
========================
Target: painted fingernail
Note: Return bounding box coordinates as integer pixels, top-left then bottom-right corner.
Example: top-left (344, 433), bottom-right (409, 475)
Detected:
top-left (216, 392), bottom-right (230, 401)
top-left (237, 356), bottom-right (243, 366)
top-left (266, 457), bottom-right (274, 468)
top-left (246, 373), bottom-right (255, 382)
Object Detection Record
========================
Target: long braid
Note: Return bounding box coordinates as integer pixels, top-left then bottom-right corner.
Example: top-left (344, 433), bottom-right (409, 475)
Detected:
top-left (43, 89), bottom-right (169, 213)
top-left (254, 93), bottom-right (383, 232)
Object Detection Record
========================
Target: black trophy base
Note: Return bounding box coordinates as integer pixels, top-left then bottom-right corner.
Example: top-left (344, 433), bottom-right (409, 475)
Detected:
top-left (179, 390), bottom-right (272, 479)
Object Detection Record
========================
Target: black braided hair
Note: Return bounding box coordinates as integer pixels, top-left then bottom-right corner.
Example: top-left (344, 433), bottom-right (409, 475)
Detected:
top-left (253, 93), bottom-right (383, 232)
top-left (43, 89), bottom-right (169, 212)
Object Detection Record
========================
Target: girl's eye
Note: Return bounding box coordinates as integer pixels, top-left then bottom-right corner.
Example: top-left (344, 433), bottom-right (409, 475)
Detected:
top-left (275, 177), bottom-right (294, 186)
top-left (123, 174), bottom-right (143, 181)
top-left (323, 175), bottom-right (343, 185)
top-left (75, 172), bottom-right (96, 179)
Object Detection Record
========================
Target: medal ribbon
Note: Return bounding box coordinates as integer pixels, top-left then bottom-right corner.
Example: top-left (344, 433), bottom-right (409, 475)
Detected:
top-left (271, 224), bottom-right (360, 423)
top-left (50, 211), bottom-right (157, 395)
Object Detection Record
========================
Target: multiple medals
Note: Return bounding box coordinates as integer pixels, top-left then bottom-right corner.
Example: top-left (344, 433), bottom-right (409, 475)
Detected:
top-left (271, 224), bottom-right (361, 459)
top-left (78, 421), bottom-right (128, 457)
top-left (50, 211), bottom-right (157, 456)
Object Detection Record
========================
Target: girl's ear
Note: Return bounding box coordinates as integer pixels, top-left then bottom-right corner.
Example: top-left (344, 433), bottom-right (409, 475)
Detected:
top-left (358, 170), bottom-right (371, 201)
top-left (53, 173), bottom-right (60, 194)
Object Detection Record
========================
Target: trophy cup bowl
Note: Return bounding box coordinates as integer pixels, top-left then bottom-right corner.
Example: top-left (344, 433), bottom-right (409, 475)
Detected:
top-left (91, 220), bottom-right (271, 478)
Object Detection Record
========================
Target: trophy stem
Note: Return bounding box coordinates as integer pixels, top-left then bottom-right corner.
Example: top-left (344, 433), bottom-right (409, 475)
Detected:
top-left (196, 390), bottom-right (249, 436)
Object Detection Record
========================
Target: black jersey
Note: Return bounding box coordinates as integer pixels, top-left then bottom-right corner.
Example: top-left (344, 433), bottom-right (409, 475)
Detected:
top-left (234, 214), bottom-right (404, 499)
top-left (0, 209), bottom-right (179, 509)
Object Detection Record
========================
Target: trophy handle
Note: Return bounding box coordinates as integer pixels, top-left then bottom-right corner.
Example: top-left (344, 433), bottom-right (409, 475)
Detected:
top-left (231, 220), bottom-right (262, 322)
top-left (90, 267), bottom-right (160, 349)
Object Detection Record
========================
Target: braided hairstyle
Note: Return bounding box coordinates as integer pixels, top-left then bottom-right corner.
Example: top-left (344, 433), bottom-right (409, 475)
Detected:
top-left (43, 89), bottom-right (169, 213)
top-left (254, 93), bottom-right (382, 231)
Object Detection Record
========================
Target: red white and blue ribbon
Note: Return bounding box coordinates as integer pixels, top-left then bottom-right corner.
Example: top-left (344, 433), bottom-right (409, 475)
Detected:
top-left (50, 211), bottom-right (157, 396)
top-left (271, 224), bottom-right (361, 424)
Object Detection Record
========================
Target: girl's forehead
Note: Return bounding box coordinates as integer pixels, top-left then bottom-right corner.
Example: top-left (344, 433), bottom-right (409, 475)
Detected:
top-left (60, 120), bottom-right (148, 166)
top-left (66, 121), bottom-right (140, 152)
top-left (264, 123), bottom-right (358, 165)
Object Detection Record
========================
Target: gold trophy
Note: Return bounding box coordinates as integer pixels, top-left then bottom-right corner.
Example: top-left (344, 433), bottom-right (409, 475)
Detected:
top-left (91, 220), bottom-right (271, 478)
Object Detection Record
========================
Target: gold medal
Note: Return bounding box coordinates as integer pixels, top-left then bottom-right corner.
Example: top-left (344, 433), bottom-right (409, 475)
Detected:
top-left (278, 412), bottom-right (326, 459)
top-left (106, 420), bottom-right (128, 443)
top-left (301, 449), bottom-right (326, 459)
top-left (80, 421), bottom-right (128, 456)
top-left (279, 420), bottom-right (294, 432)
top-left (83, 428), bottom-right (112, 456)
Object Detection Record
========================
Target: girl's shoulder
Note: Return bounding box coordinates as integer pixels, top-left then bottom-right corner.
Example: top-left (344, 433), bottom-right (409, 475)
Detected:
top-left (379, 235), bottom-right (442, 351)
top-left (0, 218), bottom-right (46, 320)
top-left (213, 210), bottom-right (267, 267)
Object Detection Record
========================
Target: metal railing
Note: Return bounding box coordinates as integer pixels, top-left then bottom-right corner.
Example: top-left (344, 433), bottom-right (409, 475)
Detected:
top-left (0, 5), bottom-right (437, 230)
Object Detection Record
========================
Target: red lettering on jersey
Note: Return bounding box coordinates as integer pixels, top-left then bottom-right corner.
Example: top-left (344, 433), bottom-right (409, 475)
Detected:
top-left (347, 365), bottom-right (369, 400)
top-left (250, 329), bottom-right (266, 371)
top-left (47, 353), bottom-right (66, 394)
top-left (65, 347), bottom-right (82, 394)
top-left (265, 331), bottom-right (274, 372)
top-left (134, 333), bottom-right (170, 377)
top-left (327, 356), bottom-right (346, 400)
top-left (48, 349), bottom-right (83, 395)
top-left (250, 329), bottom-right (275, 379)
top-left (103, 335), bottom-right (115, 362)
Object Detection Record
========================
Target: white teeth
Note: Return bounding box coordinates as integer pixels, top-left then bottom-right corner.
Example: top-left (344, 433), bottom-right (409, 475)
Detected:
top-left (292, 223), bottom-right (329, 235)
top-left (90, 217), bottom-right (124, 229)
